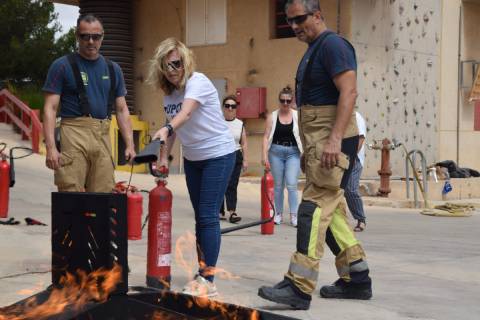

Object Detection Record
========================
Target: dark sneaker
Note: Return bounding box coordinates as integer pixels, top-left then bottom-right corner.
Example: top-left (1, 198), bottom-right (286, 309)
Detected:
top-left (320, 279), bottom-right (372, 300)
top-left (258, 279), bottom-right (311, 310)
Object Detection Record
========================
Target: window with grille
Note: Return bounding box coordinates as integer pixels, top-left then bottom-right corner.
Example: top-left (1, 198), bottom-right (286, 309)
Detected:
top-left (273, 0), bottom-right (295, 39)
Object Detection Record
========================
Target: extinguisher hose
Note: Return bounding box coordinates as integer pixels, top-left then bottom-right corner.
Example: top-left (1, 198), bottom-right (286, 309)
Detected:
top-left (220, 173), bottom-right (276, 235)
top-left (7, 146), bottom-right (34, 188)
top-left (0, 142), bottom-right (6, 154)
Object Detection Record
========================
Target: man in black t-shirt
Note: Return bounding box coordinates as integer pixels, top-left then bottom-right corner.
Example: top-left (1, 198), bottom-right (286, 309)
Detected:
top-left (258, 0), bottom-right (372, 310)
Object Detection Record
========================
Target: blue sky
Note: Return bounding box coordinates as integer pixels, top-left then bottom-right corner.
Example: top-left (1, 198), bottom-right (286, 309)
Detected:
top-left (54, 3), bottom-right (79, 36)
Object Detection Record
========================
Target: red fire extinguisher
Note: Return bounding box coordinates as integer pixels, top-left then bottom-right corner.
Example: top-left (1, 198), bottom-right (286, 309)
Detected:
top-left (114, 181), bottom-right (144, 241)
top-left (127, 190), bottom-right (143, 240)
top-left (261, 169), bottom-right (275, 235)
top-left (0, 152), bottom-right (10, 218)
top-left (146, 165), bottom-right (172, 289)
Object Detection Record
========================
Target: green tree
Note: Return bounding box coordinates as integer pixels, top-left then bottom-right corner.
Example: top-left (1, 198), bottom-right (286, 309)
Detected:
top-left (0, 0), bottom-right (60, 84)
top-left (54, 27), bottom-right (77, 57)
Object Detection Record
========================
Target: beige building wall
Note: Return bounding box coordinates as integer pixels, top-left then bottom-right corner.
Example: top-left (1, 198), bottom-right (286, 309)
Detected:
top-left (438, 0), bottom-right (461, 171)
top-left (437, 0), bottom-right (480, 174)
top-left (457, 0), bottom-right (480, 170)
top-left (133, 0), bottom-right (350, 174)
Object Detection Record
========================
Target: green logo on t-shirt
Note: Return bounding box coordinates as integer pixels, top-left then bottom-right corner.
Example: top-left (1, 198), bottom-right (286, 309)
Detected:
top-left (81, 72), bottom-right (88, 86)
top-left (102, 75), bottom-right (109, 80)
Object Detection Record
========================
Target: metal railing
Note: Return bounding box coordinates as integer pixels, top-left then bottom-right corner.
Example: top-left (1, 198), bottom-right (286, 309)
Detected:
top-left (405, 149), bottom-right (428, 208)
top-left (0, 89), bottom-right (42, 153)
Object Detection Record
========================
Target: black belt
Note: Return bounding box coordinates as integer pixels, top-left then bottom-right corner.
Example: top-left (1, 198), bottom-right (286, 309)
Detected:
top-left (273, 141), bottom-right (297, 147)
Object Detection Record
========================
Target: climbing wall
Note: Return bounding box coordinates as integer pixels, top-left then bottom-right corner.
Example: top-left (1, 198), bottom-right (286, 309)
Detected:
top-left (350, 0), bottom-right (441, 177)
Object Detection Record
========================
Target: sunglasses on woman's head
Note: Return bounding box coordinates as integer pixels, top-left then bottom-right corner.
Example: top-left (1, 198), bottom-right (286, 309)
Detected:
top-left (280, 99), bottom-right (292, 104)
top-left (224, 103), bottom-right (237, 109)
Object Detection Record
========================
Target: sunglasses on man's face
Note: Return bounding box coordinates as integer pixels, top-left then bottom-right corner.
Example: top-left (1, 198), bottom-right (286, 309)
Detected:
top-left (280, 99), bottom-right (292, 105)
top-left (78, 33), bottom-right (103, 41)
top-left (286, 13), bottom-right (313, 26)
top-left (224, 103), bottom-right (237, 109)
top-left (166, 60), bottom-right (183, 71)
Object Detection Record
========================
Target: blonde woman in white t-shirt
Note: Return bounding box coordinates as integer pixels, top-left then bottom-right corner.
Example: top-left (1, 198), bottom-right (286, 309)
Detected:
top-left (220, 95), bottom-right (249, 224)
top-left (148, 38), bottom-right (235, 298)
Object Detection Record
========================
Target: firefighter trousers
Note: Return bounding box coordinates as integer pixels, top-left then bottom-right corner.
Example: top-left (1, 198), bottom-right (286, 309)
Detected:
top-left (54, 117), bottom-right (115, 192)
top-left (285, 105), bottom-right (371, 295)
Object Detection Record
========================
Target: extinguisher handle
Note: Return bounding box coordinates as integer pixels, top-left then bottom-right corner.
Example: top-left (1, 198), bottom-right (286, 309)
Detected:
top-left (149, 162), bottom-right (169, 178)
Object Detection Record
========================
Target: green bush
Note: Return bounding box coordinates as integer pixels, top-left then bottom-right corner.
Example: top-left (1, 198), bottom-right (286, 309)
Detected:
top-left (6, 82), bottom-right (44, 116)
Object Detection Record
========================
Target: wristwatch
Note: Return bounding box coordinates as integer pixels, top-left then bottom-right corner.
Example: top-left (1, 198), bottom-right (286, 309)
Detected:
top-left (164, 123), bottom-right (174, 137)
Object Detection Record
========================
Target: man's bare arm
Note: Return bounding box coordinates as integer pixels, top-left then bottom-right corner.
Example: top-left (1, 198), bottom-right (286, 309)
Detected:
top-left (43, 93), bottom-right (61, 170)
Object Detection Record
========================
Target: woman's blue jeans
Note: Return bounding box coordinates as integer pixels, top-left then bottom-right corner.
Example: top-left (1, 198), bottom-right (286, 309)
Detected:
top-left (268, 144), bottom-right (301, 215)
top-left (183, 152), bottom-right (235, 282)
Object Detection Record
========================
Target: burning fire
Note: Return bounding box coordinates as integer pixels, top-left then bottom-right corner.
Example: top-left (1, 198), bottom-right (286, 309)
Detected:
top-left (16, 281), bottom-right (46, 297)
top-left (0, 264), bottom-right (122, 320)
top-left (175, 231), bottom-right (240, 282)
top-left (172, 232), bottom-right (260, 320)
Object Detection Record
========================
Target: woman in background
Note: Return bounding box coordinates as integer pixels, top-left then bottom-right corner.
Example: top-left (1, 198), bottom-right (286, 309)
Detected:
top-left (262, 86), bottom-right (303, 227)
top-left (220, 95), bottom-right (248, 223)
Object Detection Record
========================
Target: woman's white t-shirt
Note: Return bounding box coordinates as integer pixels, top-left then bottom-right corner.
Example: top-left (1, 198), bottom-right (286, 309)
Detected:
top-left (225, 118), bottom-right (243, 151)
top-left (163, 72), bottom-right (235, 161)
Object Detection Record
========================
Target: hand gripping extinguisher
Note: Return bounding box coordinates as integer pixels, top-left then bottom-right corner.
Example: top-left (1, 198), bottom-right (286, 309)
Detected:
top-left (146, 164), bottom-right (172, 289)
top-left (261, 169), bottom-right (275, 235)
top-left (0, 146), bottom-right (10, 218)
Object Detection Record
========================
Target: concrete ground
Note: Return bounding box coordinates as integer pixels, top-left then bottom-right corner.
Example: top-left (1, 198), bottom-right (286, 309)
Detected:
top-left (1, 123), bottom-right (480, 320)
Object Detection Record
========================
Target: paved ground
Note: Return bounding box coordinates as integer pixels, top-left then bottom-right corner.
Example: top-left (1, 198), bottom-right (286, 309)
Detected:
top-left (1, 123), bottom-right (480, 320)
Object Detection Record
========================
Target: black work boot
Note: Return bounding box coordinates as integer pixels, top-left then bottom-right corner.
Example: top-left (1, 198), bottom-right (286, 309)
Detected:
top-left (258, 278), bottom-right (311, 310)
top-left (320, 278), bottom-right (372, 300)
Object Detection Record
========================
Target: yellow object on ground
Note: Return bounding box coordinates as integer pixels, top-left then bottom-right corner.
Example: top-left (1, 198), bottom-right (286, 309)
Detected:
top-left (421, 203), bottom-right (477, 217)
top-left (110, 115), bottom-right (149, 173)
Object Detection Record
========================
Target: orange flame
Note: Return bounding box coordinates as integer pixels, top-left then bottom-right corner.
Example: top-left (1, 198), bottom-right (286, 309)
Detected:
top-left (172, 232), bottom-right (259, 319)
top-left (175, 231), bottom-right (240, 282)
top-left (0, 264), bottom-right (122, 320)
top-left (16, 282), bottom-right (45, 297)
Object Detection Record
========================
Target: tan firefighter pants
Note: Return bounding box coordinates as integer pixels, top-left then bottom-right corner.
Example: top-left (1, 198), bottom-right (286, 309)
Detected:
top-left (54, 117), bottom-right (115, 192)
top-left (285, 105), bottom-right (369, 295)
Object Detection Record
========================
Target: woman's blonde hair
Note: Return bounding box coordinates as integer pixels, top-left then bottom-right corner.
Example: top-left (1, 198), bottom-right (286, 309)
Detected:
top-left (147, 37), bottom-right (196, 95)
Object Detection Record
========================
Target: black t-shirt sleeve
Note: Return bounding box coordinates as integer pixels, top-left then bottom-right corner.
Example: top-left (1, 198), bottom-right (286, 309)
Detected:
top-left (321, 36), bottom-right (357, 79)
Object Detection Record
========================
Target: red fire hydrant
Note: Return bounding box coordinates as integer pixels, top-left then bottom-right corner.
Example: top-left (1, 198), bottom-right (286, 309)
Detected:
top-left (369, 138), bottom-right (400, 197)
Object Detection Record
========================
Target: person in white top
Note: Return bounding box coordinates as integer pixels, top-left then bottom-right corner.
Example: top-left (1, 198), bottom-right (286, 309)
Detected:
top-left (262, 86), bottom-right (303, 227)
top-left (220, 95), bottom-right (248, 224)
top-left (345, 111), bottom-right (367, 231)
top-left (148, 38), bottom-right (235, 298)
